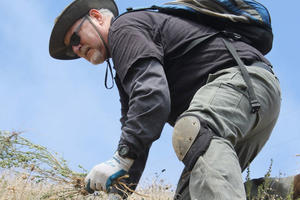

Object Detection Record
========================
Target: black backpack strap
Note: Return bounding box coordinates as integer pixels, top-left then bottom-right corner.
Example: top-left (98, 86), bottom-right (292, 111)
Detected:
top-left (126, 5), bottom-right (159, 12)
top-left (221, 38), bottom-right (261, 113)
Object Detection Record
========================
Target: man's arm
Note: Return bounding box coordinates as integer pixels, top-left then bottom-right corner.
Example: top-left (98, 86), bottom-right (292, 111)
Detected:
top-left (119, 57), bottom-right (171, 158)
top-left (115, 75), bottom-right (129, 129)
top-left (117, 57), bottom-right (171, 189)
top-left (85, 58), bottom-right (171, 197)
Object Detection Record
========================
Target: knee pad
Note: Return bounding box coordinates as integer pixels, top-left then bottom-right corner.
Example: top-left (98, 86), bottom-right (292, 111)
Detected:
top-left (172, 114), bottom-right (215, 170)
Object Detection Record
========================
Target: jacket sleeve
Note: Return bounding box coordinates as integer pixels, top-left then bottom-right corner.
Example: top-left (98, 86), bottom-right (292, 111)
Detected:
top-left (115, 76), bottom-right (129, 129)
top-left (115, 57), bottom-right (171, 189)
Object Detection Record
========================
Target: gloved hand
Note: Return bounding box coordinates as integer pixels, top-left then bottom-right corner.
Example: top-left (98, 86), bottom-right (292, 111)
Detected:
top-left (84, 152), bottom-right (134, 193)
top-left (108, 193), bottom-right (123, 200)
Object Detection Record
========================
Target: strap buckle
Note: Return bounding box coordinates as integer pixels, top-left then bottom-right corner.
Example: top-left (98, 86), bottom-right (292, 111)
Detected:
top-left (251, 100), bottom-right (261, 113)
top-left (221, 30), bottom-right (242, 41)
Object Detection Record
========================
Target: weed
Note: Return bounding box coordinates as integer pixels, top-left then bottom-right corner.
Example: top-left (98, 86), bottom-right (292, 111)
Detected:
top-left (0, 131), bottom-right (173, 199)
top-left (0, 131), bottom-right (297, 200)
top-left (245, 159), bottom-right (297, 200)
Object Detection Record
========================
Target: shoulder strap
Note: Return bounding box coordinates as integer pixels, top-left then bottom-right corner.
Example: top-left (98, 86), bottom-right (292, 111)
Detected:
top-left (222, 38), bottom-right (260, 113)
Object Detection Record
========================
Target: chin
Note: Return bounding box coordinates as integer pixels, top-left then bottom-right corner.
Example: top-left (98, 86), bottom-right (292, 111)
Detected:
top-left (90, 59), bottom-right (104, 65)
top-left (89, 51), bottom-right (104, 65)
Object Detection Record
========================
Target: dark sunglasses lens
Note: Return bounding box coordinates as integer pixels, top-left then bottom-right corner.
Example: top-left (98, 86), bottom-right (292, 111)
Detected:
top-left (70, 33), bottom-right (80, 46)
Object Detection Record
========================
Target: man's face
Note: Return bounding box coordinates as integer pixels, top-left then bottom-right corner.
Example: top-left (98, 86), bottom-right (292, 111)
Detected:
top-left (64, 14), bottom-right (107, 65)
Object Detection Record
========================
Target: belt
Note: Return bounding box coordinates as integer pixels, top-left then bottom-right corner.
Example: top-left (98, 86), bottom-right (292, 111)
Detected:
top-left (249, 61), bottom-right (274, 75)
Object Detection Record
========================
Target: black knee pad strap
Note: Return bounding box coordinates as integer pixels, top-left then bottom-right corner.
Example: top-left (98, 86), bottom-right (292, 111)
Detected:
top-left (179, 114), bottom-right (215, 171)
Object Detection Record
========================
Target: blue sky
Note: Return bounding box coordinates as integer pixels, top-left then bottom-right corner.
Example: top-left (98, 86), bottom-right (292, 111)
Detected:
top-left (0, 0), bottom-right (299, 186)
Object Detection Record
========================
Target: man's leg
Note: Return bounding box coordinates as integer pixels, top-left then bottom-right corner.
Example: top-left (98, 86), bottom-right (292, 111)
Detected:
top-left (189, 137), bottom-right (246, 200)
top-left (294, 174), bottom-right (300, 199)
top-left (245, 176), bottom-right (293, 199)
top-left (245, 175), bottom-right (300, 200)
top-left (174, 167), bottom-right (191, 200)
top-left (174, 65), bottom-right (281, 199)
top-left (175, 137), bottom-right (246, 200)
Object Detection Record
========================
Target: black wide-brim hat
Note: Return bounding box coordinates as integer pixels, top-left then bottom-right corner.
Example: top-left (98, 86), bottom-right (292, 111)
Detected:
top-left (49, 0), bottom-right (118, 60)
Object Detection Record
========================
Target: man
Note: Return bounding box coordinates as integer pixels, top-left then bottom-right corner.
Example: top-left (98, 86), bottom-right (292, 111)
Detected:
top-left (49, 0), bottom-right (298, 199)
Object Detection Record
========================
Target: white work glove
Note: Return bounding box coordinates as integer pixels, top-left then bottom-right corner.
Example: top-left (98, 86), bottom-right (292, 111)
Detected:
top-left (84, 152), bottom-right (134, 193)
top-left (108, 193), bottom-right (123, 200)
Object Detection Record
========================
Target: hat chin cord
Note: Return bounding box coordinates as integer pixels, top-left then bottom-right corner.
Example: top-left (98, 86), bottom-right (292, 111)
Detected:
top-left (86, 15), bottom-right (114, 89)
top-left (85, 15), bottom-right (110, 58)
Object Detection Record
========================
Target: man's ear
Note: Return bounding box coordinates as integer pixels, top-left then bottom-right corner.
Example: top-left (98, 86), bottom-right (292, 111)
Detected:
top-left (89, 9), bottom-right (103, 24)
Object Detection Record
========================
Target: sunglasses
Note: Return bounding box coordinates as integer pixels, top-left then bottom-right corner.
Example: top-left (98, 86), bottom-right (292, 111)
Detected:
top-left (69, 15), bottom-right (88, 47)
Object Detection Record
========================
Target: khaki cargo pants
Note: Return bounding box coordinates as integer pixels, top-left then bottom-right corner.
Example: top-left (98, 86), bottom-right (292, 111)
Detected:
top-left (174, 64), bottom-right (283, 200)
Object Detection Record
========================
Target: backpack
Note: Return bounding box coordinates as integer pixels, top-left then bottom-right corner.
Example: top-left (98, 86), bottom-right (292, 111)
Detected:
top-left (126, 0), bottom-right (273, 55)
top-left (124, 0), bottom-right (274, 113)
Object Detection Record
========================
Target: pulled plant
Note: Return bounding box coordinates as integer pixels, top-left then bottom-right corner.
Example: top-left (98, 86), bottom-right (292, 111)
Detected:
top-left (0, 130), bottom-right (89, 199)
top-left (0, 131), bottom-right (174, 199)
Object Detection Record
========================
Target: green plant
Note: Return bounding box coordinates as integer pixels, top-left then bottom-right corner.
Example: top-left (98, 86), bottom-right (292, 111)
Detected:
top-left (0, 130), bottom-right (89, 198)
top-left (0, 131), bottom-right (174, 199)
top-left (2, 130), bottom-right (297, 200)
top-left (245, 159), bottom-right (297, 200)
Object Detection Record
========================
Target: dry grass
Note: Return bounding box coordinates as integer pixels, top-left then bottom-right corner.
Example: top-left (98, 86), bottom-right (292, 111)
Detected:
top-left (0, 131), bottom-right (298, 200)
top-left (0, 131), bottom-right (174, 199)
top-left (0, 170), bottom-right (75, 200)
top-left (0, 170), bottom-right (174, 200)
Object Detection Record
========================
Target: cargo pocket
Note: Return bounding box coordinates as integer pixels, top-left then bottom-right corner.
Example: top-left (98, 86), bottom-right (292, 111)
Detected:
top-left (209, 71), bottom-right (248, 111)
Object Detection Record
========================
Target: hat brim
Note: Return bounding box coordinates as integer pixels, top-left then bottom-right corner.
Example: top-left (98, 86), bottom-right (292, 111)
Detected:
top-left (49, 0), bottom-right (118, 60)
